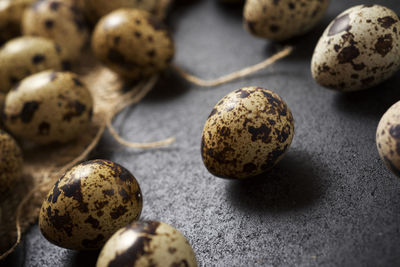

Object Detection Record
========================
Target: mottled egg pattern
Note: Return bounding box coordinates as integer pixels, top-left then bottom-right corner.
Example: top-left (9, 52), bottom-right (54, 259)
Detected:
top-left (92, 9), bottom-right (174, 80)
top-left (0, 130), bottom-right (23, 194)
top-left (244, 0), bottom-right (329, 41)
top-left (376, 101), bottom-right (400, 178)
top-left (39, 159), bottom-right (143, 250)
top-left (311, 5), bottom-right (400, 91)
top-left (201, 87), bottom-right (294, 179)
top-left (22, 0), bottom-right (89, 61)
top-left (84, 0), bottom-right (158, 23)
top-left (96, 221), bottom-right (197, 267)
top-left (3, 70), bottom-right (93, 144)
top-left (0, 0), bottom-right (35, 44)
top-left (0, 36), bottom-right (63, 93)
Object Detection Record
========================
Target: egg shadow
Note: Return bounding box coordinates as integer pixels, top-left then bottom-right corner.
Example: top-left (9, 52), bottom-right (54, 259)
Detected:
top-left (66, 250), bottom-right (100, 267)
top-left (226, 150), bottom-right (324, 213)
top-left (143, 69), bottom-right (190, 103)
top-left (214, 0), bottom-right (245, 19)
top-left (332, 73), bottom-right (400, 119)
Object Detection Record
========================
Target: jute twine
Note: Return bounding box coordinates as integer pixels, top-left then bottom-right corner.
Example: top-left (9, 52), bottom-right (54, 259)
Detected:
top-left (0, 2), bottom-right (292, 257)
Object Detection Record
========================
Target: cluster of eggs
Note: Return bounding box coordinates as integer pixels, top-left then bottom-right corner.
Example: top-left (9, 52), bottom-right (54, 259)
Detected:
top-left (0, 0), bottom-right (175, 187)
top-left (0, 0), bottom-right (192, 265)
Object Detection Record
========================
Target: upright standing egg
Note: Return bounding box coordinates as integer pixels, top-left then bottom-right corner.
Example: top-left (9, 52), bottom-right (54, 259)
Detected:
top-left (84, 0), bottom-right (158, 23)
top-left (376, 101), bottom-right (400, 177)
top-left (39, 159), bottom-right (143, 250)
top-left (22, 0), bottom-right (89, 61)
top-left (96, 221), bottom-right (197, 267)
top-left (201, 87), bottom-right (294, 179)
top-left (0, 130), bottom-right (23, 195)
top-left (92, 8), bottom-right (174, 80)
top-left (3, 70), bottom-right (93, 144)
top-left (0, 36), bottom-right (63, 93)
top-left (311, 5), bottom-right (400, 91)
top-left (243, 0), bottom-right (330, 41)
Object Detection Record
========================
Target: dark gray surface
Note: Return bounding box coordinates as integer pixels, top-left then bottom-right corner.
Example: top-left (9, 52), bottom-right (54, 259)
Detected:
top-left (3, 0), bottom-right (400, 266)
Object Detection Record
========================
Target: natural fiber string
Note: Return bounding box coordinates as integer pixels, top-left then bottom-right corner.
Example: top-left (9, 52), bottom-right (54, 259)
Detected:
top-left (172, 46), bottom-right (293, 87)
top-left (107, 75), bottom-right (176, 149)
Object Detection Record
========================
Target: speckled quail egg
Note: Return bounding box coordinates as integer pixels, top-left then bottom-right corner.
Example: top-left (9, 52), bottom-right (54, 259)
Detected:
top-left (84, 0), bottom-right (158, 23)
top-left (92, 8), bottom-right (174, 80)
top-left (243, 0), bottom-right (329, 41)
top-left (311, 5), bottom-right (400, 92)
top-left (22, 0), bottom-right (89, 61)
top-left (0, 129), bottom-right (23, 194)
top-left (39, 159), bottom-right (143, 250)
top-left (96, 221), bottom-right (197, 267)
top-left (0, 0), bottom-right (35, 44)
top-left (376, 101), bottom-right (400, 177)
top-left (201, 87), bottom-right (294, 179)
top-left (0, 36), bottom-right (64, 93)
top-left (3, 70), bottom-right (93, 145)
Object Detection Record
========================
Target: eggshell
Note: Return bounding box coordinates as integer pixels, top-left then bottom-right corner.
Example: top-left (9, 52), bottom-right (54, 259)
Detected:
top-left (3, 70), bottom-right (93, 144)
top-left (96, 221), bottom-right (197, 267)
top-left (84, 0), bottom-right (158, 23)
top-left (377, 101), bottom-right (400, 177)
top-left (39, 159), bottom-right (143, 250)
top-left (0, 36), bottom-right (63, 93)
top-left (201, 87), bottom-right (294, 179)
top-left (92, 8), bottom-right (174, 80)
top-left (311, 5), bottom-right (400, 91)
top-left (0, 129), bottom-right (23, 194)
top-left (22, 0), bottom-right (89, 60)
top-left (244, 0), bottom-right (330, 41)
top-left (0, 0), bottom-right (35, 44)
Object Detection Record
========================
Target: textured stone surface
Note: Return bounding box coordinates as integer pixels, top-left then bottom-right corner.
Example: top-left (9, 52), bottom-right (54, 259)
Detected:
top-left (3, 0), bottom-right (400, 266)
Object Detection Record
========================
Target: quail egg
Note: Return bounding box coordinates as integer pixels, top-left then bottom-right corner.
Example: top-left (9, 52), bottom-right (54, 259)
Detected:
top-left (0, 36), bottom-right (64, 93)
top-left (0, 0), bottom-right (35, 44)
top-left (96, 221), bottom-right (197, 267)
top-left (0, 129), bottom-right (23, 194)
top-left (201, 87), bottom-right (294, 179)
top-left (92, 8), bottom-right (174, 80)
top-left (84, 0), bottom-right (158, 23)
top-left (311, 5), bottom-right (400, 91)
top-left (39, 159), bottom-right (143, 250)
top-left (22, 0), bottom-right (89, 60)
top-left (3, 70), bottom-right (93, 145)
top-left (377, 101), bottom-right (400, 177)
top-left (243, 0), bottom-right (330, 41)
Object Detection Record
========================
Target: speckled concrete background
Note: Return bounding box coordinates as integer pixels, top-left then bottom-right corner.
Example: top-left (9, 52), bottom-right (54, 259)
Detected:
top-left (3, 0), bottom-right (400, 266)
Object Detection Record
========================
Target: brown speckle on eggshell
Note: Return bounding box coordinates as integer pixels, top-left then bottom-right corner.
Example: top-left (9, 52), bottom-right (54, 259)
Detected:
top-left (311, 5), bottom-right (400, 91)
top-left (377, 101), bottom-right (400, 177)
top-left (96, 221), bottom-right (197, 267)
top-left (91, 8), bottom-right (174, 80)
top-left (22, 0), bottom-right (89, 60)
top-left (0, 129), bottom-right (23, 195)
top-left (201, 87), bottom-right (294, 179)
top-left (243, 0), bottom-right (330, 41)
top-left (0, 36), bottom-right (63, 93)
top-left (39, 159), bottom-right (143, 250)
top-left (3, 70), bottom-right (93, 144)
